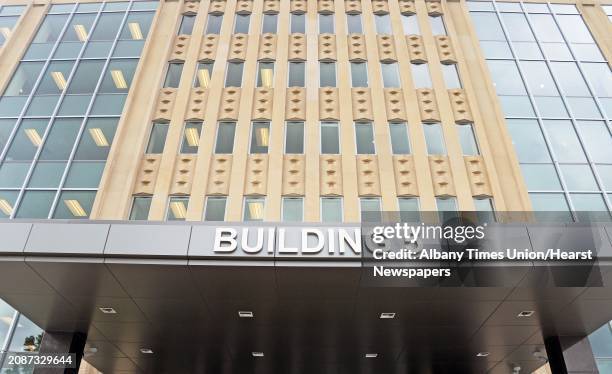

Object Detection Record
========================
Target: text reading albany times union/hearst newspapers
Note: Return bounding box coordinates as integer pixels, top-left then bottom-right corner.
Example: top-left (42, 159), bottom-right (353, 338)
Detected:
top-left (362, 221), bottom-right (598, 281)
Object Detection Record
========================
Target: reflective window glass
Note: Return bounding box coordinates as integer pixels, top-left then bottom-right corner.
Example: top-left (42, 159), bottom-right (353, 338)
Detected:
top-left (5, 119), bottom-right (48, 161)
top-left (206, 15), bottom-right (223, 34)
top-left (347, 14), bottom-right (362, 33)
top-left (28, 162), bottom-right (65, 190)
top-left (146, 122), bottom-right (168, 154)
top-left (194, 62), bottom-right (213, 88)
top-left (262, 14), bottom-right (277, 34)
top-left (543, 120), bottom-right (586, 163)
top-left (520, 61), bottom-right (559, 96)
top-left (470, 12), bottom-right (505, 40)
top-left (321, 197), bottom-right (342, 222)
top-left (319, 14), bottom-right (334, 34)
top-left (320, 62), bottom-right (336, 87)
top-left (225, 62), bottom-right (243, 87)
top-left (67, 60), bottom-right (105, 94)
top-left (53, 191), bottom-right (95, 219)
top-left (282, 197), bottom-right (303, 222)
top-left (389, 123), bottom-right (410, 154)
top-left (0, 119), bottom-right (16, 153)
top-left (288, 62), bottom-right (305, 87)
top-left (578, 121), bottom-right (612, 163)
top-left (355, 122), bottom-right (375, 154)
top-left (521, 164), bottom-right (562, 190)
top-left (257, 62), bottom-right (274, 88)
top-left (75, 118), bottom-right (118, 160)
top-left (15, 190), bottom-right (55, 218)
top-left (582, 63), bottom-right (612, 97)
top-left (411, 63), bottom-right (431, 88)
top-left (179, 14), bottom-right (196, 34)
top-left (120, 12), bottom-right (155, 40)
top-left (250, 122), bottom-right (270, 154)
top-left (560, 164), bottom-right (598, 191)
top-left (64, 161), bottom-right (105, 188)
top-left (234, 14), bottom-right (250, 33)
top-left (321, 121), bottom-right (339, 154)
top-left (429, 16), bottom-right (446, 35)
top-left (507, 119), bottom-right (551, 162)
top-left (423, 123), bottom-right (446, 155)
top-left (40, 118), bottom-right (82, 161)
top-left (351, 62), bottom-right (368, 87)
top-left (32, 15), bottom-right (69, 44)
top-left (181, 122), bottom-right (203, 154)
top-left (291, 13), bottom-right (305, 33)
top-left (8, 314), bottom-right (43, 352)
top-left (204, 196), bottom-right (226, 221)
top-left (375, 14), bottom-right (392, 34)
top-left (381, 63), bottom-right (400, 88)
top-left (398, 197), bottom-right (420, 222)
top-left (129, 196), bottom-right (151, 220)
top-left (0, 190), bottom-right (19, 218)
top-left (285, 121), bottom-right (304, 154)
top-left (457, 124), bottom-right (479, 156)
top-left (244, 197), bottom-right (264, 221)
top-left (163, 63), bottom-right (183, 88)
top-left (360, 197), bottom-right (382, 222)
top-left (35, 61), bottom-right (74, 95)
top-left (91, 13), bottom-right (123, 41)
top-left (215, 122), bottom-right (236, 153)
top-left (98, 59), bottom-right (138, 93)
top-left (441, 64), bottom-right (461, 88)
top-left (3, 62), bottom-right (44, 96)
top-left (167, 196), bottom-right (189, 221)
top-left (401, 15), bottom-right (419, 35)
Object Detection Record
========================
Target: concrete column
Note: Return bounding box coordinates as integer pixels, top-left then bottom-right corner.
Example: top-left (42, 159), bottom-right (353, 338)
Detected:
top-left (544, 335), bottom-right (599, 374)
top-left (33, 331), bottom-right (87, 374)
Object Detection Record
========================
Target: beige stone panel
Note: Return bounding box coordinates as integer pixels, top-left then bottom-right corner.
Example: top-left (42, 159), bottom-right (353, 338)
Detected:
top-left (377, 35), bottom-right (397, 62)
top-left (288, 33), bottom-right (307, 61)
top-left (435, 35), bottom-right (457, 64)
top-left (199, 34), bottom-right (219, 61)
top-left (416, 88), bottom-right (440, 123)
top-left (319, 87), bottom-right (340, 120)
top-left (228, 33), bottom-right (248, 61)
top-left (170, 155), bottom-right (197, 195)
top-left (393, 156), bottom-right (419, 196)
top-left (258, 33), bottom-right (277, 60)
top-left (351, 88), bottom-right (374, 121)
top-left (318, 34), bottom-right (337, 61)
top-left (252, 88), bottom-right (274, 120)
top-left (356, 156), bottom-right (381, 196)
top-left (387, 0), bottom-right (437, 211)
top-left (318, 0), bottom-right (334, 14)
top-left (464, 156), bottom-right (492, 197)
top-left (285, 87), bottom-right (306, 120)
top-left (290, 0), bottom-right (307, 13)
top-left (426, 1), bottom-right (442, 16)
top-left (428, 156), bottom-right (455, 197)
top-left (384, 88), bottom-right (407, 122)
top-left (218, 87), bottom-right (241, 120)
top-left (170, 34), bottom-right (190, 61)
top-left (182, 1), bottom-right (199, 15)
top-left (209, 0), bottom-right (225, 14)
top-left (263, 0), bottom-right (280, 13)
top-left (448, 89), bottom-right (473, 124)
top-left (134, 155), bottom-right (162, 195)
top-left (207, 155), bottom-right (233, 195)
top-left (236, 0), bottom-right (253, 14)
top-left (406, 35), bottom-right (427, 63)
top-left (320, 155), bottom-right (343, 196)
top-left (399, 0), bottom-right (416, 15)
top-left (186, 88), bottom-right (209, 121)
top-left (344, 0), bottom-right (362, 14)
top-left (244, 154), bottom-right (269, 196)
top-left (347, 34), bottom-right (367, 61)
top-left (282, 155), bottom-right (306, 196)
top-left (153, 88), bottom-right (177, 121)
top-left (371, 0), bottom-right (389, 14)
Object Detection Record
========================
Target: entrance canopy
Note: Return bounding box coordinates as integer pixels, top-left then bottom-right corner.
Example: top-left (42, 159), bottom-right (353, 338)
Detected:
top-left (1, 220), bottom-right (612, 373)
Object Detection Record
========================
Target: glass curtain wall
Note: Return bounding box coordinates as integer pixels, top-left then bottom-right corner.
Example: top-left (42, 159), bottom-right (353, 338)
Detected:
top-left (0, 1), bottom-right (158, 219)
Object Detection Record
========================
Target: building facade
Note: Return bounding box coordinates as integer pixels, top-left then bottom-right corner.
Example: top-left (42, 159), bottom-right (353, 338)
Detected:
top-left (0, 0), bottom-right (610, 372)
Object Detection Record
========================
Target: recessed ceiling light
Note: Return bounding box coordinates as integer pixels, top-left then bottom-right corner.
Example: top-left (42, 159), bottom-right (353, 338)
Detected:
top-left (73, 24), bottom-right (88, 42)
top-left (476, 352), bottom-right (490, 357)
top-left (238, 311), bottom-right (254, 318)
top-left (517, 310), bottom-right (535, 318)
top-left (252, 352), bottom-right (264, 357)
top-left (65, 199), bottom-right (87, 217)
top-left (184, 127), bottom-right (200, 147)
top-left (140, 348), bottom-right (154, 354)
top-left (0, 199), bottom-right (13, 216)
top-left (128, 22), bottom-right (143, 40)
top-left (379, 312), bottom-right (396, 319)
top-left (365, 353), bottom-right (378, 358)
top-left (98, 307), bottom-right (116, 314)
top-left (24, 128), bottom-right (42, 147)
top-left (89, 128), bottom-right (109, 147)
top-left (197, 68), bottom-right (210, 88)
top-left (111, 70), bottom-right (128, 89)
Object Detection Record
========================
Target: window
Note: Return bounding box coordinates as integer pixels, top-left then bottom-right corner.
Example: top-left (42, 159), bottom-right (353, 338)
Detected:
top-left (401, 14), bottom-right (420, 35)
top-left (234, 14), bottom-right (250, 33)
top-left (194, 62), bottom-right (213, 88)
top-left (474, 197), bottom-right (495, 222)
top-left (68, 60), bottom-right (105, 94)
top-left (521, 164), bottom-right (562, 191)
top-left (578, 121), bottom-right (612, 163)
top-left (398, 197), bottom-right (420, 222)
top-left (381, 63), bottom-right (400, 88)
top-left (257, 62), bottom-right (274, 88)
top-left (282, 197), bottom-right (303, 222)
top-left (319, 14), bottom-right (334, 33)
top-left (262, 14), bottom-right (278, 34)
top-left (90, 13), bottom-right (123, 41)
top-left (3, 62), bottom-right (45, 96)
top-left (99, 59), bottom-right (138, 93)
top-left (52, 191), bottom-right (94, 219)
top-left (250, 122), bottom-right (270, 154)
top-left (441, 64), bottom-right (461, 89)
top-left (457, 124), bottom-right (479, 156)
top-left (74, 118), bottom-right (118, 161)
top-left (288, 62), bottom-right (305, 87)
top-left (320, 62), bottom-right (336, 87)
top-left (167, 196), bottom-right (189, 221)
top-left (543, 120), bottom-right (586, 163)
top-left (506, 119), bottom-right (551, 163)
top-left (204, 196), bottom-right (226, 221)
top-left (15, 191), bottom-right (55, 218)
top-left (179, 14), bottom-right (196, 34)
top-left (321, 197), bottom-right (343, 222)
top-left (375, 14), bottom-right (392, 34)
top-left (436, 197), bottom-right (457, 222)
top-left (225, 62), bottom-right (244, 87)
top-left (0, 15), bottom-right (20, 47)
top-left (181, 122), bottom-right (203, 154)
top-left (244, 197), bottom-right (264, 221)
top-left (129, 196), bottom-right (152, 220)
top-left (355, 122), bottom-right (375, 154)
top-left (291, 13), bottom-right (306, 33)
top-left (164, 63), bottom-right (184, 88)
top-left (411, 63), bottom-right (431, 88)
top-left (346, 14), bottom-right (362, 33)
top-left (215, 122), bottom-right (236, 153)
top-left (285, 121), bottom-right (304, 153)
top-left (423, 123), bottom-right (446, 155)
top-left (206, 14), bottom-right (223, 34)
top-left (389, 123), bottom-right (410, 154)
top-left (146, 122), bottom-right (169, 154)
top-left (351, 62), bottom-right (368, 87)
top-left (360, 197), bottom-right (382, 222)
top-left (321, 122), bottom-right (340, 154)
top-left (429, 15), bottom-right (446, 35)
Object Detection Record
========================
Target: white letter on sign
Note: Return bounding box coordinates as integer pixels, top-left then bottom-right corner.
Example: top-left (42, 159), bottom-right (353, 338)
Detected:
top-left (214, 228), bottom-right (237, 252)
